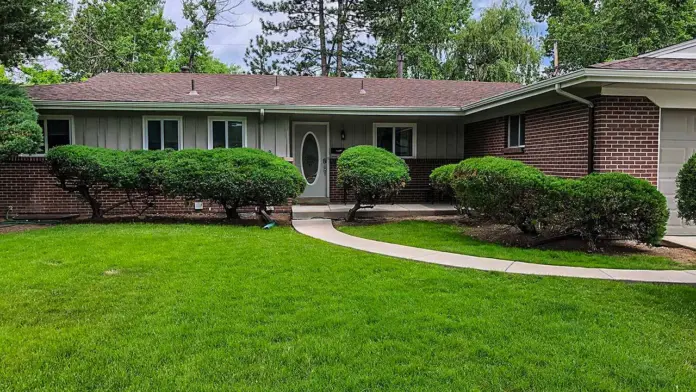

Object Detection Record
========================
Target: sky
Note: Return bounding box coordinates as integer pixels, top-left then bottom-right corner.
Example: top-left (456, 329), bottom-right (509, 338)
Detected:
top-left (161, 0), bottom-right (546, 70)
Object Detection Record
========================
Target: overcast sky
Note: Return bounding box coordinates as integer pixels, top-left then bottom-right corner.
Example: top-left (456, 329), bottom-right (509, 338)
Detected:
top-left (161, 0), bottom-right (545, 69)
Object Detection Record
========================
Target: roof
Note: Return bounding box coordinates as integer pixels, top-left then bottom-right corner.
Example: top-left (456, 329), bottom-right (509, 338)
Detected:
top-left (590, 57), bottom-right (696, 71)
top-left (26, 73), bottom-right (521, 108)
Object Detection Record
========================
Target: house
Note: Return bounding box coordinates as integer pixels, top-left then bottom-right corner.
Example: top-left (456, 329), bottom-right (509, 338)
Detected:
top-left (5, 38), bottom-right (696, 234)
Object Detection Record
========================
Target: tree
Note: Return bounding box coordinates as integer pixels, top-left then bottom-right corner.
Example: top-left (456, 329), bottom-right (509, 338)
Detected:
top-left (363, 0), bottom-right (472, 79)
top-left (58, 0), bottom-right (175, 79)
top-left (244, 35), bottom-right (280, 74)
top-left (0, 83), bottom-right (44, 160)
top-left (20, 63), bottom-right (64, 85)
top-left (448, 1), bottom-right (542, 83)
top-left (172, 0), bottom-right (244, 73)
top-left (0, 0), bottom-right (70, 67)
top-left (251, 0), bottom-right (367, 76)
top-left (541, 0), bottom-right (696, 71)
top-left (168, 48), bottom-right (243, 74)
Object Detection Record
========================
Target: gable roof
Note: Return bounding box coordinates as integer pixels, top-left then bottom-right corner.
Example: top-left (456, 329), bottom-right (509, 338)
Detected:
top-left (590, 57), bottom-right (696, 71)
top-left (26, 73), bottom-right (521, 109)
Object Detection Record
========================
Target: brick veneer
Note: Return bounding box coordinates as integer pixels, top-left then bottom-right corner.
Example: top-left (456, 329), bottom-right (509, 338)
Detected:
top-left (329, 158), bottom-right (460, 203)
top-left (0, 157), bottom-right (290, 218)
top-left (464, 96), bottom-right (660, 184)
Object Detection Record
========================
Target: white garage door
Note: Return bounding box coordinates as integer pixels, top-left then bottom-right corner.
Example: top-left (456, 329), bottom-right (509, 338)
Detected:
top-left (660, 109), bottom-right (696, 235)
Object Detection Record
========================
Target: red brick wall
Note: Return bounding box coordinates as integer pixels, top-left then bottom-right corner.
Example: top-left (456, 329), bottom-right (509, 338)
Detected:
top-left (593, 96), bottom-right (660, 185)
top-left (464, 96), bottom-right (660, 184)
top-left (0, 157), bottom-right (290, 218)
top-left (329, 158), bottom-right (460, 203)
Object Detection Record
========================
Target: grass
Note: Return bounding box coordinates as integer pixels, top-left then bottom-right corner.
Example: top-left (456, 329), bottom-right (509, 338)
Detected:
top-left (339, 220), bottom-right (690, 270)
top-left (0, 224), bottom-right (695, 391)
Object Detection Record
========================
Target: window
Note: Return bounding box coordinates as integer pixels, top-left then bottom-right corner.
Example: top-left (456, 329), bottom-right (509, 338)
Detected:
top-left (143, 117), bottom-right (182, 150)
top-left (507, 115), bottom-right (525, 148)
top-left (373, 123), bottom-right (417, 158)
top-left (207, 117), bottom-right (246, 149)
top-left (37, 116), bottom-right (73, 154)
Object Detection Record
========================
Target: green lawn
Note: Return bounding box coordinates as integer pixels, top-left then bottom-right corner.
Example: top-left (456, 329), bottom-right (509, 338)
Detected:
top-left (339, 220), bottom-right (689, 270)
top-left (1, 224), bottom-right (695, 391)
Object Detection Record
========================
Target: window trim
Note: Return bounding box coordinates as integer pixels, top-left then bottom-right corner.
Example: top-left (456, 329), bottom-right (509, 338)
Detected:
top-left (507, 115), bottom-right (525, 148)
top-left (32, 115), bottom-right (75, 155)
top-left (142, 116), bottom-right (183, 151)
top-left (372, 123), bottom-right (417, 159)
top-left (207, 116), bottom-right (248, 149)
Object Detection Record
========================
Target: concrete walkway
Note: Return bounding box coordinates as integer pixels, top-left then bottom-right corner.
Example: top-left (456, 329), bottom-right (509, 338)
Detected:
top-left (292, 203), bottom-right (457, 220)
top-left (292, 219), bottom-right (696, 284)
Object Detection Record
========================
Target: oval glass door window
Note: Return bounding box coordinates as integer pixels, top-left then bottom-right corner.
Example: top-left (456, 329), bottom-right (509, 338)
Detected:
top-left (301, 133), bottom-right (319, 184)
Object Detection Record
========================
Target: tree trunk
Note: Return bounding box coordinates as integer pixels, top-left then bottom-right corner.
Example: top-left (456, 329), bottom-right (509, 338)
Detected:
top-left (224, 203), bottom-right (240, 220)
top-left (346, 200), bottom-right (361, 222)
top-left (79, 186), bottom-right (103, 219)
top-left (318, 0), bottom-right (328, 76)
top-left (336, 0), bottom-right (344, 76)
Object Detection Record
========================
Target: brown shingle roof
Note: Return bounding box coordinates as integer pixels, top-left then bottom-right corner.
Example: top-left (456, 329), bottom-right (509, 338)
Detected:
top-left (590, 57), bottom-right (696, 71)
top-left (26, 73), bottom-right (521, 108)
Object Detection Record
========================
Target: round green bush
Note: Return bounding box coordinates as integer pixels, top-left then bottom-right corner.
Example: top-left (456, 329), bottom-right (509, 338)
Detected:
top-left (0, 83), bottom-right (44, 159)
top-left (676, 153), bottom-right (696, 224)
top-left (565, 173), bottom-right (668, 249)
top-left (157, 148), bottom-right (305, 218)
top-left (452, 156), bottom-right (550, 233)
top-left (430, 164), bottom-right (456, 195)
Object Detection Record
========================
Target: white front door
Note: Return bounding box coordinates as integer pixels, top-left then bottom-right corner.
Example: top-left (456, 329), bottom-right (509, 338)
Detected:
top-left (293, 123), bottom-right (329, 198)
top-left (660, 109), bottom-right (696, 235)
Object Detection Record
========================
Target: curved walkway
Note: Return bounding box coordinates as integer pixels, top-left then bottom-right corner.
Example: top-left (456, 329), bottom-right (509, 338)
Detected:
top-left (292, 219), bottom-right (696, 284)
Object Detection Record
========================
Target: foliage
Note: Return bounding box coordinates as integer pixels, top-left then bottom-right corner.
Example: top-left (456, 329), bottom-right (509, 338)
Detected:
top-left (170, 0), bottom-right (245, 73)
top-left (541, 0), bottom-right (696, 71)
top-left (562, 173), bottom-right (668, 250)
top-left (0, 0), bottom-right (70, 67)
top-left (244, 35), bottom-right (280, 75)
top-left (448, 1), bottom-right (542, 83)
top-left (676, 153), bottom-right (696, 224)
top-left (46, 145), bottom-right (131, 218)
top-left (0, 83), bottom-right (43, 160)
top-left (58, 0), bottom-right (175, 79)
top-left (453, 157), bottom-right (549, 234)
top-left (19, 63), bottom-right (64, 85)
top-left (430, 164), bottom-right (464, 213)
top-left (156, 148), bottom-right (305, 219)
top-left (337, 145), bottom-right (410, 221)
top-left (363, 0), bottom-right (472, 79)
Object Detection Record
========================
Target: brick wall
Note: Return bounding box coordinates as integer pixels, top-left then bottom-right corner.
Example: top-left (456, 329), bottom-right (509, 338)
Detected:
top-left (464, 96), bottom-right (660, 184)
top-left (0, 157), bottom-right (290, 218)
top-left (329, 158), bottom-right (460, 203)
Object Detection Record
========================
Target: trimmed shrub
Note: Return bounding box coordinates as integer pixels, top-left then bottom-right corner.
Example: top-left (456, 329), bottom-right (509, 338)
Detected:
top-left (0, 83), bottom-right (43, 160)
top-left (452, 156), bottom-right (549, 234)
top-left (337, 145), bottom-right (410, 221)
top-left (46, 145), bottom-right (132, 218)
top-left (120, 149), bottom-right (172, 215)
top-left (676, 153), bottom-right (696, 224)
top-left (563, 173), bottom-right (668, 250)
top-left (430, 164), bottom-right (464, 214)
top-left (156, 148), bottom-right (305, 219)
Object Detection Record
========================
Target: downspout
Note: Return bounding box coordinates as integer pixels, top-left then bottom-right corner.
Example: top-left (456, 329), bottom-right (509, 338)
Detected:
top-left (555, 84), bottom-right (595, 174)
top-left (259, 108), bottom-right (265, 150)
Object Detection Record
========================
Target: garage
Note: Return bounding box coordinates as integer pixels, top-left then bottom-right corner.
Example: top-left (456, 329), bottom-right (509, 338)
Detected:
top-left (659, 109), bottom-right (696, 235)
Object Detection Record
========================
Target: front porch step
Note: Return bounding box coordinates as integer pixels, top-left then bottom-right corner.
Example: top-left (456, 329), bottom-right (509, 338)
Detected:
top-left (292, 204), bottom-right (457, 220)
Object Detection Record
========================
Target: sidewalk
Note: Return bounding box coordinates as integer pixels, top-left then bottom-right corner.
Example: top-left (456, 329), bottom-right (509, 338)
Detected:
top-left (292, 219), bottom-right (696, 284)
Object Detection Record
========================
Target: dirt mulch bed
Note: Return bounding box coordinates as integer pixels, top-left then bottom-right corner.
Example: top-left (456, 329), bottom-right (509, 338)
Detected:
top-left (0, 224), bottom-right (54, 234)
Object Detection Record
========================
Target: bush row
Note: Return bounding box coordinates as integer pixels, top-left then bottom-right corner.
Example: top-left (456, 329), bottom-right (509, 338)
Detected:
top-left (436, 157), bottom-right (668, 250)
top-left (46, 146), bottom-right (305, 219)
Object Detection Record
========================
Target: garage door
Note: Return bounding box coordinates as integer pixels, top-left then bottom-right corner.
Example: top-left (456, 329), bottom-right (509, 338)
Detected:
top-left (660, 109), bottom-right (696, 235)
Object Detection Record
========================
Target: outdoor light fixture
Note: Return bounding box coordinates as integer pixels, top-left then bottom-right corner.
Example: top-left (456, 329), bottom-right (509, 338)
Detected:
top-left (341, 129), bottom-right (346, 140)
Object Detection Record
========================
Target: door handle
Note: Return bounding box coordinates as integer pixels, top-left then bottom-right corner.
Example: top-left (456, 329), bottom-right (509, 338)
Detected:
top-left (322, 157), bottom-right (327, 175)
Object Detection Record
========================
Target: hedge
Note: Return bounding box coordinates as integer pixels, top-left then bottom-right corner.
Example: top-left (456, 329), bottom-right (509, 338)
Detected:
top-left (156, 148), bottom-right (305, 219)
top-left (676, 153), bottom-right (696, 224)
top-left (446, 157), bottom-right (668, 250)
top-left (430, 164), bottom-right (463, 213)
top-left (337, 145), bottom-right (410, 221)
top-left (0, 83), bottom-right (44, 160)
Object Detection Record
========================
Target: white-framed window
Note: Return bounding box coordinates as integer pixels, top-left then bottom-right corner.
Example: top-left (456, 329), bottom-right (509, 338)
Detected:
top-left (372, 123), bottom-right (417, 158)
top-left (207, 117), bottom-right (247, 149)
top-left (37, 115), bottom-right (74, 154)
top-left (507, 115), bottom-right (525, 148)
top-left (142, 116), bottom-right (183, 150)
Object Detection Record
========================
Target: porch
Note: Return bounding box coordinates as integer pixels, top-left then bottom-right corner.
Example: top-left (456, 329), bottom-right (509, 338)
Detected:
top-left (292, 203), bottom-right (458, 220)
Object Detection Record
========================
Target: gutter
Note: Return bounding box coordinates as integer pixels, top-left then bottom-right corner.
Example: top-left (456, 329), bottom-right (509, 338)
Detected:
top-left (554, 84), bottom-right (595, 174)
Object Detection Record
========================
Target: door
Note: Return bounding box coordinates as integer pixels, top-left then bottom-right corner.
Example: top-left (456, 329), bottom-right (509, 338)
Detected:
top-left (293, 123), bottom-right (328, 198)
top-left (660, 109), bottom-right (696, 235)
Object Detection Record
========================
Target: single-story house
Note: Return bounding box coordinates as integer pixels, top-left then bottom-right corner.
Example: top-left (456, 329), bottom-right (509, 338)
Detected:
top-left (6, 38), bottom-right (696, 234)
